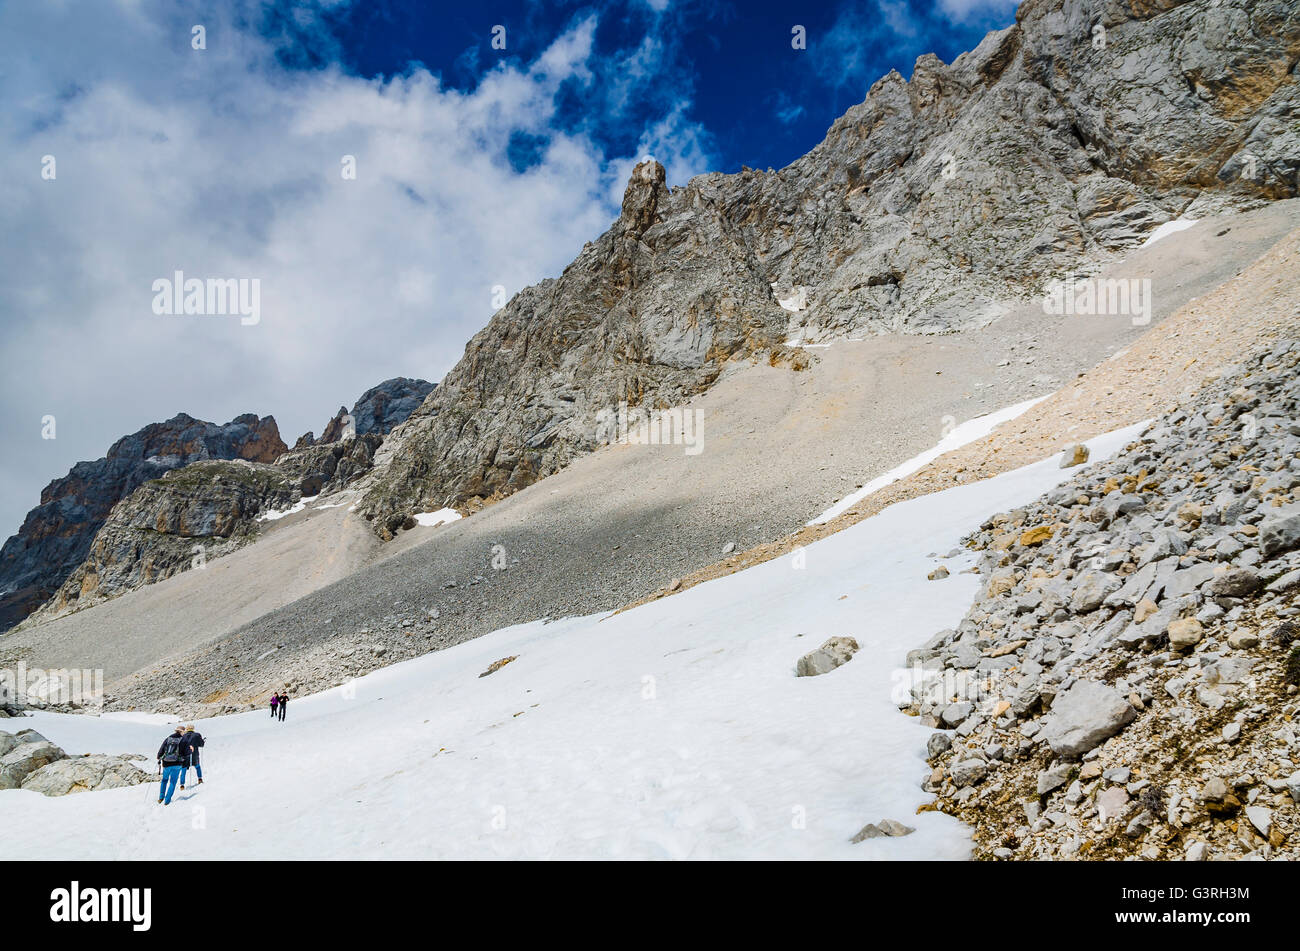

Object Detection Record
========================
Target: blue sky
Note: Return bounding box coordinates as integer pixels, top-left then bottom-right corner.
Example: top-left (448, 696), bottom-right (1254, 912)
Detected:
top-left (0, 0), bottom-right (1018, 540)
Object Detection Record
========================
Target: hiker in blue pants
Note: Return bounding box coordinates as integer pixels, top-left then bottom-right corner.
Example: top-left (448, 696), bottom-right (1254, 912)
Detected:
top-left (156, 726), bottom-right (190, 805)
top-left (181, 724), bottom-right (205, 789)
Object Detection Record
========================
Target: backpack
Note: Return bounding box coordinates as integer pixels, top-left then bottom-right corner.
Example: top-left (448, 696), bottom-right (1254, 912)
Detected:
top-left (160, 734), bottom-right (186, 765)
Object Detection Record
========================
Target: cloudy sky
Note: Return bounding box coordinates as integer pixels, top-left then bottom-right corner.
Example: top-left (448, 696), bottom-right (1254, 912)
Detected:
top-left (0, 0), bottom-right (1018, 538)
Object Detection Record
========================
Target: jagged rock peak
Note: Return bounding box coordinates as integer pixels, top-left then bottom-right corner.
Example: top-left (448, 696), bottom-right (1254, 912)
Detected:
top-left (310, 378), bottom-right (436, 446)
top-left (619, 159), bottom-right (667, 236)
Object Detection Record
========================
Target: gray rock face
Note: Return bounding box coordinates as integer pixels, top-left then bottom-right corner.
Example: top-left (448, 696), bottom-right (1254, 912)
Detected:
top-left (311, 378), bottom-right (434, 446)
top-left (1039, 680), bottom-right (1137, 758)
top-left (275, 434), bottom-right (384, 497)
top-left (20, 754), bottom-right (149, 796)
top-left (346, 378), bottom-right (435, 439)
top-left (352, 0), bottom-right (1299, 534)
top-left (29, 460), bottom-right (297, 621)
top-left (0, 738), bottom-right (66, 789)
top-left (795, 636), bottom-right (860, 677)
top-left (21, 379), bottom-right (414, 619)
top-left (0, 413), bottom-right (287, 631)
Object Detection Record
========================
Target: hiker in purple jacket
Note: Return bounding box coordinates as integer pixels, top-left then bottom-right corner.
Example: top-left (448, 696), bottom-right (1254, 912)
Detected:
top-left (270, 693), bottom-right (279, 719)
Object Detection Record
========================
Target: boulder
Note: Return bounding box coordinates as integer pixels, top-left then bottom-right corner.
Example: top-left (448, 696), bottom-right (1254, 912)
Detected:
top-left (949, 758), bottom-right (988, 786)
top-left (1207, 566), bottom-right (1261, 598)
top-left (1162, 562), bottom-right (1216, 601)
top-left (1019, 525), bottom-right (1054, 547)
top-left (1037, 762), bottom-right (1073, 795)
top-left (1260, 503), bottom-right (1300, 558)
top-left (1099, 493), bottom-right (1144, 525)
top-left (1059, 444), bottom-right (1090, 468)
top-left (941, 702), bottom-right (974, 726)
top-left (1039, 680), bottom-right (1137, 758)
top-left (20, 755), bottom-right (150, 797)
top-left (1168, 617), bottom-right (1204, 649)
top-left (850, 819), bottom-right (915, 842)
top-left (795, 636), bottom-right (859, 677)
top-left (0, 739), bottom-right (67, 789)
top-left (1266, 568), bottom-right (1300, 594)
top-left (1070, 571), bottom-right (1121, 613)
top-left (927, 732), bottom-right (953, 757)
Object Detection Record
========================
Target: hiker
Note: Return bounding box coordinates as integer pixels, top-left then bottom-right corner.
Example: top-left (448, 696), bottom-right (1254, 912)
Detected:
top-left (156, 726), bottom-right (189, 805)
top-left (270, 693), bottom-right (279, 718)
top-left (277, 691), bottom-right (288, 721)
top-left (181, 724), bottom-right (205, 788)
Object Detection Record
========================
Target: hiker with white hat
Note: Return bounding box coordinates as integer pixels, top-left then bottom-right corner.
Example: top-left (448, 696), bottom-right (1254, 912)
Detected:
top-left (180, 724), bottom-right (205, 789)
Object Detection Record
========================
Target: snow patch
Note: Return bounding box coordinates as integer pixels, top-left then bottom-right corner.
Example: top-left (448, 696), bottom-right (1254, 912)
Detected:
top-left (414, 508), bottom-right (462, 528)
top-left (257, 495), bottom-right (319, 522)
top-left (1141, 218), bottom-right (1197, 248)
top-left (810, 396), bottom-right (1048, 524)
top-left (772, 283), bottom-right (808, 312)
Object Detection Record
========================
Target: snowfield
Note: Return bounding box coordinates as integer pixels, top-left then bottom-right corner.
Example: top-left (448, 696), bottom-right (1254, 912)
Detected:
top-left (2, 421), bottom-right (1147, 859)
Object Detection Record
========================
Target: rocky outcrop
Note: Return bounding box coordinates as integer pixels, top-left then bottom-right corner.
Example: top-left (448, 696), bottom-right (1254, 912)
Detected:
top-left (349, 378), bottom-right (436, 437)
top-left (20, 754), bottom-right (150, 796)
top-left (356, 0), bottom-right (1298, 534)
top-left (796, 636), bottom-right (861, 676)
top-left (904, 337), bottom-right (1300, 859)
top-left (28, 460), bottom-right (296, 621)
top-left (275, 433), bottom-right (384, 496)
top-left (0, 729), bottom-right (149, 795)
top-left (0, 731), bottom-right (66, 789)
top-left (299, 378), bottom-right (435, 447)
top-left (7, 378), bottom-right (430, 623)
top-left (354, 158), bottom-right (797, 536)
top-left (0, 413), bottom-right (286, 631)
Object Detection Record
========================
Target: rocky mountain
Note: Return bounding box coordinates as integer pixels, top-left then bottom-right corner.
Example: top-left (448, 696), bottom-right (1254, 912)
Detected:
top-left (354, 159), bottom-right (803, 536)
top-left (13, 379), bottom-right (435, 624)
top-left (354, 0), bottom-right (1298, 534)
top-left (27, 460), bottom-right (297, 622)
top-left (909, 338), bottom-right (1300, 860)
top-left (0, 413), bottom-right (286, 631)
top-left (7, 0), bottom-right (1295, 629)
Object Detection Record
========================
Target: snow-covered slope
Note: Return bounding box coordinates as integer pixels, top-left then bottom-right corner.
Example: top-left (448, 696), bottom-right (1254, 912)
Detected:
top-left (2, 421), bottom-right (1147, 859)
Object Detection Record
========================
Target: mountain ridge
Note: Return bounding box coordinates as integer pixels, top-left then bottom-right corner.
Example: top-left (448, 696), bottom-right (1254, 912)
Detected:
top-left (351, 0), bottom-right (1299, 534)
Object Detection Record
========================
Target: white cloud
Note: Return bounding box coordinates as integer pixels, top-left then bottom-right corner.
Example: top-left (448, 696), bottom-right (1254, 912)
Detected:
top-left (937, 0), bottom-right (1021, 24)
top-left (0, 0), bottom-right (709, 538)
